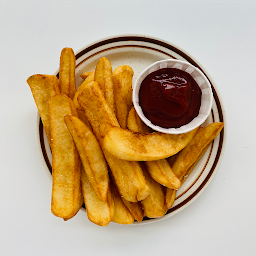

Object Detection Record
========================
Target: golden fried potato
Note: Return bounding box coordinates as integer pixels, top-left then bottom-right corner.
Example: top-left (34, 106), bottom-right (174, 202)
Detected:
top-left (127, 107), bottom-right (181, 189)
top-left (59, 47), bottom-right (77, 99)
top-left (81, 168), bottom-right (114, 226)
top-left (94, 57), bottom-right (115, 113)
top-left (48, 94), bottom-right (81, 219)
top-left (140, 163), bottom-right (167, 218)
top-left (102, 126), bottom-right (198, 161)
top-left (77, 81), bottom-right (149, 202)
top-left (27, 74), bottom-right (60, 143)
top-left (172, 122), bottom-right (224, 181)
top-left (112, 65), bottom-right (134, 128)
top-left (165, 189), bottom-right (176, 209)
top-left (72, 74), bottom-right (95, 129)
top-left (165, 122), bottom-right (224, 209)
top-left (127, 107), bottom-right (152, 134)
top-left (64, 115), bottom-right (109, 202)
top-left (111, 181), bottom-right (134, 224)
top-left (121, 198), bottom-right (144, 222)
top-left (80, 71), bottom-right (94, 80)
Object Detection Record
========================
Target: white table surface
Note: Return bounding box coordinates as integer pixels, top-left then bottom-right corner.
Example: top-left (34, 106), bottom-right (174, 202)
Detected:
top-left (1, 1), bottom-right (256, 255)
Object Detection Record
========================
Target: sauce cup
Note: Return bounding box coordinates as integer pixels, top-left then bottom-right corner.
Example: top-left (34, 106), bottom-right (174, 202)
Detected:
top-left (133, 59), bottom-right (213, 134)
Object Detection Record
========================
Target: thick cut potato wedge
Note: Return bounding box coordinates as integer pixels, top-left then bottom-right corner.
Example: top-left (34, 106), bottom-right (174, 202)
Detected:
top-left (172, 122), bottom-right (224, 180)
top-left (59, 47), bottom-right (77, 99)
top-left (81, 168), bottom-right (114, 226)
top-left (111, 181), bottom-right (134, 224)
top-left (94, 57), bottom-right (115, 113)
top-left (77, 81), bottom-right (149, 202)
top-left (64, 115), bottom-right (109, 202)
top-left (121, 198), bottom-right (144, 222)
top-left (165, 189), bottom-right (176, 209)
top-left (80, 71), bottom-right (94, 80)
top-left (103, 126), bottom-right (199, 161)
top-left (73, 74), bottom-right (94, 129)
top-left (140, 163), bottom-right (167, 218)
top-left (127, 107), bottom-right (152, 134)
top-left (112, 65), bottom-right (134, 128)
top-left (127, 107), bottom-right (181, 189)
top-left (165, 122), bottom-right (224, 209)
top-left (48, 94), bottom-right (81, 219)
top-left (27, 74), bottom-right (60, 143)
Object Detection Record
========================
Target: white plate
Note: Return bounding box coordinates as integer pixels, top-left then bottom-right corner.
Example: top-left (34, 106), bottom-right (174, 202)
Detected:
top-left (37, 34), bottom-right (226, 224)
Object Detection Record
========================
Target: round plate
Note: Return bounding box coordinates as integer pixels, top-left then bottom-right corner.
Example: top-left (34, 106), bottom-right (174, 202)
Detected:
top-left (37, 34), bottom-right (226, 224)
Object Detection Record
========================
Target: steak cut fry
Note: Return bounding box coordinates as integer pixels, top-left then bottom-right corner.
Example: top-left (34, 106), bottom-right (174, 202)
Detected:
top-left (27, 74), bottom-right (60, 143)
top-left (77, 81), bottom-right (149, 202)
top-left (165, 122), bottom-right (224, 209)
top-left (103, 126), bottom-right (199, 161)
top-left (94, 57), bottom-right (115, 113)
top-left (172, 122), bottom-right (224, 181)
top-left (112, 65), bottom-right (134, 128)
top-left (81, 168), bottom-right (114, 226)
top-left (140, 163), bottom-right (167, 218)
top-left (111, 181), bottom-right (134, 224)
top-left (59, 47), bottom-right (77, 99)
top-left (48, 94), bottom-right (81, 219)
top-left (121, 198), bottom-right (144, 222)
top-left (80, 71), bottom-right (94, 80)
top-left (127, 107), bottom-right (181, 189)
top-left (64, 115), bottom-right (109, 202)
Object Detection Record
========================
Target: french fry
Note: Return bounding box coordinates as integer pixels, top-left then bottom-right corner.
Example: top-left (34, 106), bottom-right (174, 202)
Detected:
top-left (48, 94), bottom-right (81, 219)
top-left (111, 181), bottom-right (134, 225)
top-left (94, 57), bottom-right (115, 113)
top-left (127, 107), bottom-right (181, 189)
top-left (165, 122), bottom-right (224, 208)
top-left (81, 168), bottom-right (114, 226)
top-left (121, 198), bottom-right (144, 222)
top-left (172, 122), bottom-right (224, 181)
top-left (102, 125), bottom-right (198, 161)
top-left (127, 107), bottom-right (152, 134)
top-left (59, 47), bottom-right (77, 99)
top-left (73, 74), bottom-right (94, 129)
top-left (64, 115), bottom-right (109, 202)
top-left (80, 71), bottom-right (94, 80)
top-left (77, 81), bottom-right (149, 202)
top-left (27, 74), bottom-right (60, 143)
top-left (140, 163), bottom-right (167, 218)
top-left (112, 65), bottom-right (134, 128)
top-left (165, 189), bottom-right (176, 209)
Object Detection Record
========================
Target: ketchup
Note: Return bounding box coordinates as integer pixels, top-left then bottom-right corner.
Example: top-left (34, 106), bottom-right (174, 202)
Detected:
top-left (139, 68), bottom-right (201, 128)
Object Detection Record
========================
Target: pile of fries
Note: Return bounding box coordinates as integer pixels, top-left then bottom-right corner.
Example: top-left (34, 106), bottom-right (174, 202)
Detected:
top-left (27, 47), bottom-right (224, 226)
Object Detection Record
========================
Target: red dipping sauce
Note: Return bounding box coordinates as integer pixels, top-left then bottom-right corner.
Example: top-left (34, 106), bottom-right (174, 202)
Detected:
top-left (139, 68), bottom-right (202, 128)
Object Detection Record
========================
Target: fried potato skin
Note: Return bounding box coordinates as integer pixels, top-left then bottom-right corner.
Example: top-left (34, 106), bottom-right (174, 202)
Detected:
top-left (81, 168), bottom-right (114, 226)
top-left (27, 74), bottom-right (60, 143)
top-left (77, 81), bottom-right (149, 202)
top-left (59, 47), bottom-right (76, 99)
top-left (64, 115), bottom-right (109, 202)
top-left (94, 57), bottom-right (115, 114)
top-left (48, 94), bottom-right (81, 219)
top-left (103, 126), bottom-right (199, 161)
top-left (112, 65), bottom-right (134, 128)
top-left (140, 163), bottom-right (167, 218)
